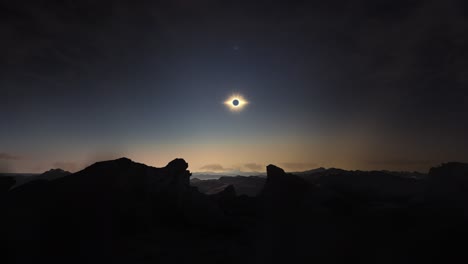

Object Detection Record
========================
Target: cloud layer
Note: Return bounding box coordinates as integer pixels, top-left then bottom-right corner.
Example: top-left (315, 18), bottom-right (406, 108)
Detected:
top-left (199, 164), bottom-right (228, 172)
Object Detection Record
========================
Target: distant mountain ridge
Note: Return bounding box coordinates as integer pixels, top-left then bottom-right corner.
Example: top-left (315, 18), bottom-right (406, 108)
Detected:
top-left (192, 175), bottom-right (266, 196)
top-left (191, 167), bottom-right (427, 197)
top-left (192, 171), bottom-right (266, 180)
top-left (8, 168), bottom-right (71, 189)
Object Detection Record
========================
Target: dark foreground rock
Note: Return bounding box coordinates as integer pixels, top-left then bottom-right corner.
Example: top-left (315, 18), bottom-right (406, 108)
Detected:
top-left (2, 158), bottom-right (468, 264)
top-left (0, 176), bottom-right (15, 194)
top-left (191, 175), bottom-right (266, 196)
top-left (1, 158), bottom-right (245, 264)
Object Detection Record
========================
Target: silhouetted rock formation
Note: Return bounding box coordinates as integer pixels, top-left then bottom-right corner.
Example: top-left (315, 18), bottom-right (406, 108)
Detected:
top-left (259, 164), bottom-right (313, 213)
top-left (3, 158), bottom-right (468, 264)
top-left (2, 158), bottom-right (242, 264)
top-left (262, 165), bottom-right (309, 196)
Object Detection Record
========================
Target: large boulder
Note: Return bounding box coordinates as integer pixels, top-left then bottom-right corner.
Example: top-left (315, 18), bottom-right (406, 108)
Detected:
top-left (260, 165), bottom-right (310, 206)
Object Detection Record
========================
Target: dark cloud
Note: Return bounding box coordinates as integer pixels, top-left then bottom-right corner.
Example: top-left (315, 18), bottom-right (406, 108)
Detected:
top-left (0, 0), bottom-right (167, 109)
top-left (199, 164), bottom-right (228, 172)
top-left (243, 163), bottom-right (263, 171)
top-left (0, 153), bottom-right (21, 160)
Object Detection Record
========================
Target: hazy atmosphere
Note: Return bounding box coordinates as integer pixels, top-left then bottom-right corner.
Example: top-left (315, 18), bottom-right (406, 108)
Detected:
top-left (2, 0), bottom-right (468, 173)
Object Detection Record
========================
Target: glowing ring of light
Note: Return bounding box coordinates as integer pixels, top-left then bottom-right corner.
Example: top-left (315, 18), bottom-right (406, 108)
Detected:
top-left (224, 94), bottom-right (248, 112)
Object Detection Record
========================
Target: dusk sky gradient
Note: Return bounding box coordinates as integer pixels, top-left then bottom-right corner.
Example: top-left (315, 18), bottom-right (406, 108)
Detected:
top-left (1, 0), bottom-right (467, 173)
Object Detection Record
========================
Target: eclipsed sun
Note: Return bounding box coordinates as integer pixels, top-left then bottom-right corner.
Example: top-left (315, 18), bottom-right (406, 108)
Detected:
top-left (224, 94), bottom-right (248, 112)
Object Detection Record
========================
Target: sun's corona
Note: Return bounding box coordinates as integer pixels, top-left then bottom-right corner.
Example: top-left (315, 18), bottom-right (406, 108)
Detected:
top-left (224, 94), bottom-right (248, 112)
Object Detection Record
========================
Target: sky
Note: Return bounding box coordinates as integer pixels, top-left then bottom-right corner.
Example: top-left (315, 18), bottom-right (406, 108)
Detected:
top-left (1, 0), bottom-right (468, 173)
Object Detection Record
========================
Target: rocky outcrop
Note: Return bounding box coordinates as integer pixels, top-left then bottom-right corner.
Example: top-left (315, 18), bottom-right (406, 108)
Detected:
top-left (48, 157), bottom-right (193, 201)
top-left (2, 158), bottom-right (234, 263)
top-left (260, 164), bottom-right (310, 204)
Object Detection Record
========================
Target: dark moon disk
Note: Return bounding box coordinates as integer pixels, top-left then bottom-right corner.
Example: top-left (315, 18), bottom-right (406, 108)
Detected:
top-left (232, 99), bottom-right (239, 106)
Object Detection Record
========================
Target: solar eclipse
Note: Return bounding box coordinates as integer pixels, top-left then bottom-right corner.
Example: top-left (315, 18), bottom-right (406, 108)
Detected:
top-left (224, 94), bottom-right (248, 112)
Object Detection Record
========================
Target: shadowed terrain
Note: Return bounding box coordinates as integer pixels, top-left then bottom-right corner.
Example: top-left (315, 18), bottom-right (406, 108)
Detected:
top-left (191, 176), bottom-right (266, 196)
top-left (1, 158), bottom-right (468, 264)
